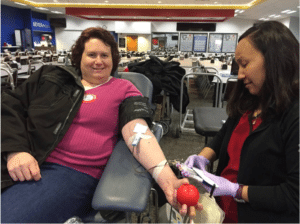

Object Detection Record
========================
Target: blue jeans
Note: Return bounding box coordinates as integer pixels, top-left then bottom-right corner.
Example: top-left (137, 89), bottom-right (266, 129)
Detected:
top-left (1, 162), bottom-right (99, 223)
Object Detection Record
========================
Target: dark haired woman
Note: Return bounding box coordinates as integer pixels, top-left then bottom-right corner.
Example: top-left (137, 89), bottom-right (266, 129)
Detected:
top-left (1, 27), bottom-right (202, 222)
top-left (185, 21), bottom-right (299, 223)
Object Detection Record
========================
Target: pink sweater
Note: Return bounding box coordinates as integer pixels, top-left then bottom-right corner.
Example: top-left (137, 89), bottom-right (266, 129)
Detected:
top-left (45, 77), bottom-right (142, 179)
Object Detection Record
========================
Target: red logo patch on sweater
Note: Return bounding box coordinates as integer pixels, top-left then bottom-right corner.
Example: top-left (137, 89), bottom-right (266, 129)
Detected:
top-left (83, 94), bottom-right (97, 103)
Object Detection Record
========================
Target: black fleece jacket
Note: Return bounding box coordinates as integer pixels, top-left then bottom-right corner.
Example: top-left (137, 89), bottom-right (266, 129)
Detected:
top-left (1, 65), bottom-right (85, 189)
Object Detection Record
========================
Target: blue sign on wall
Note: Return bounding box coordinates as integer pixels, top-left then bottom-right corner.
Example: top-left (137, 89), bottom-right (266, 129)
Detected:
top-left (32, 18), bottom-right (53, 32)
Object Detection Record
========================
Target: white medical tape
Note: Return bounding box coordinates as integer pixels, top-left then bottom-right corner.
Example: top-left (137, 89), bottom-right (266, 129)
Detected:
top-left (129, 134), bottom-right (152, 146)
top-left (131, 123), bottom-right (149, 147)
top-left (152, 159), bottom-right (168, 182)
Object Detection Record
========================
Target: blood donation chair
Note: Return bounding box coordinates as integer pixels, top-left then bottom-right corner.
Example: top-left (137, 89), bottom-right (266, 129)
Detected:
top-left (65, 72), bottom-right (163, 223)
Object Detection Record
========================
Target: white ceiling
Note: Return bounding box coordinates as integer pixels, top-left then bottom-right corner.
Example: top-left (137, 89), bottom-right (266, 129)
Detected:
top-left (1, 0), bottom-right (299, 21)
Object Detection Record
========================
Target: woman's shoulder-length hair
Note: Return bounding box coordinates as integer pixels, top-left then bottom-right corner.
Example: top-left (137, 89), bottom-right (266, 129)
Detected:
top-left (227, 21), bottom-right (299, 119)
top-left (71, 27), bottom-right (120, 76)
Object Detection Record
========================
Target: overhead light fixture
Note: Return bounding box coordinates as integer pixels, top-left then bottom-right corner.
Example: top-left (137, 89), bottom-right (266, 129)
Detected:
top-left (14, 2), bottom-right (27, 6)
top-left (274, 15), bottom-right (281, 18)
top-left (259, 18), bottom-right (270, 21)
top-left (235, 10), bottom-right (244, 13)
top-left (104, 0), bottom-right (109, 3)
top-left (234, 14), bottom-right (238, 16)
top-left (268, 14), bottom-right (276, 17)
top-left (286, 10), bottom-right (297, 14)
top-left (36, 7), bottom-right (49, 10)
top-left (158, 1), bottom-right (162, 3)
top-left (51, 11), bottom-right (62, 14)
top-left (36, 7), bottom-right (49, 11)
top-left (281, 10), bottom-right (291, 13)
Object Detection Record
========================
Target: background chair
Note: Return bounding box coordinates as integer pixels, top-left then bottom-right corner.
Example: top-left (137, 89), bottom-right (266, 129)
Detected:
top-left (27, 59), bottom-right (46, 76)
top-left (66, 72), bottom-right (163, 223)
top-left (1, 62), bottom-right (18, 92)
top-left (221, 76), bottom-right (238, 107)
top-left (177, 68), bottom-right (223, 137)
top-left (193, 76), bottom-right (237, 173)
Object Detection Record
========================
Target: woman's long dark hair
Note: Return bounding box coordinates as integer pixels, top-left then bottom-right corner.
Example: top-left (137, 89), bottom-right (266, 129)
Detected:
top-left (71, 27), bottom-right (120, 76)
top-left (227, 21), bottom-right (299, 119)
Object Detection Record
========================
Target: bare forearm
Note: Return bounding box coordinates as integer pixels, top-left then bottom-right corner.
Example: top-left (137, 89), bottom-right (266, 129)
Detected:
top-left (198, 147), bottom-right (217, 163)
top-left (122, 119), bottom-right (177, 181)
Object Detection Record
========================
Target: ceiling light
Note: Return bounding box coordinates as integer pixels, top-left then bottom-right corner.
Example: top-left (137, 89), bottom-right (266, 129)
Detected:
top-left (53, 0), bottom-right (58, 2)
top-left (158, 1), bottom-right (162, 3)
top-left (274, 15), bottom-right (281, 18)
top-left (268, 14), bottom-right (276, 17)
top-left (36, 7), bottom-right (49, 10)
top-left (235, 10), bottom-right (240, 13)
top-left (286, 10), bottom-right (297, 14)
top-left (214, 1), bottom-right (218, 3)
top-left (234, 14), bottom-right (238, 16)
top-left (14, 2), bottom-right (27, 6)
top-left (259, 18), bottom-right (270, 21)
top-left (239, 10), bottom-right (245, 13)
top-left (104, 0), bottom-right (109, 2)
top-left (281, 10), bottom-right (291, 13)
top-left (51, 11), bottom-right (62, 14)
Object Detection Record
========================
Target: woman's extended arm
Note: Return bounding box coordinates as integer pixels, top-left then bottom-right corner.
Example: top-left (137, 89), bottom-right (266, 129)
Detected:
top-left (121, 118), bottom-right (203, 218)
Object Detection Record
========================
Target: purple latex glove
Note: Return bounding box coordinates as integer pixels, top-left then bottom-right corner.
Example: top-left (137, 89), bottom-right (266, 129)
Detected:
top-left (184, 155), bottom-right (210, 171)
top-left (201, 170), bottom-right (239, 197)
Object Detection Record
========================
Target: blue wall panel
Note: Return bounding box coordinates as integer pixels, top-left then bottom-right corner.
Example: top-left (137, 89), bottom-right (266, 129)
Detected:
top-left (1, 5), bottom-right (26, 46)
top-left (1, 4), bottom-right (56, 50)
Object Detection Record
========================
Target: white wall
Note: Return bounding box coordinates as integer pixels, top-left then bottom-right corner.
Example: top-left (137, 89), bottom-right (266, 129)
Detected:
top-left (115, 21), bottom-right (151, 34)
top-left (138, 35), bottom-right (151, 52)
top-left (151, 18), bottom-right (255, 37)
top-left (151, 22), bottom-right (177, 32)
top-left (53, 15), bottom-right (300, 52)
top-left (289, 16), bottom-right (299, 42)
top-left (50, 15), bottom-right (115, 51)
top-left (278, 17), bottom-right (290, 28)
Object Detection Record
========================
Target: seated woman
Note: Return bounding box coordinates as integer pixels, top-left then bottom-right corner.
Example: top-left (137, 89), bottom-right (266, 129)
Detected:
top-left (185, 21), bottom-right (299, 223)
top-left (1, 27), bottom-right (202, 223)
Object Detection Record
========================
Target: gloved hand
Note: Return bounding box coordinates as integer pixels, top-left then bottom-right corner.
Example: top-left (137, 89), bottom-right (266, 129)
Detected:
top-left (184, 155), bottom-right (210, 171)
top-left (200, 170), bottom-right (239, 197)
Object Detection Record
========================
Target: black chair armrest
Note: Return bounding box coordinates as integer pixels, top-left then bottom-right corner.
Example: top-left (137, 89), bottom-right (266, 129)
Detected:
top-left (92, 139), bottom-right (152, 213)
top-left (92, 124), bottom-right (163, 213)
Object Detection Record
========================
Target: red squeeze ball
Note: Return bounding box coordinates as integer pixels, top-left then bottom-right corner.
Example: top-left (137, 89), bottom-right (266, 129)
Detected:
top-left (177, 184), bottom-right (200, 207)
